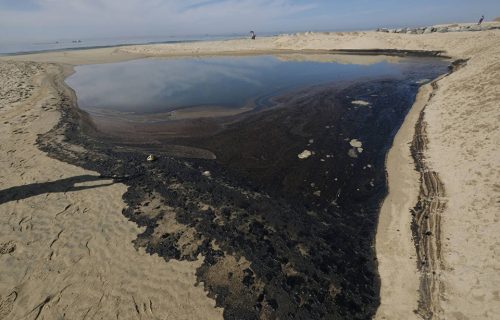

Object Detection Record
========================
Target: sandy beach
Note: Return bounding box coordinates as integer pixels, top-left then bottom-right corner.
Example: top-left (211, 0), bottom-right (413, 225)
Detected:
top-left (1, 23), bottom-right (499, 319)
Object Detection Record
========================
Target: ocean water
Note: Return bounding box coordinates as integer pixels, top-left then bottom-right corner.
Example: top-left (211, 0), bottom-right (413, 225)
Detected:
top-left (66, 54), bottom-right (446, 115)
top-left (0, 34), bottom-right (245, 55)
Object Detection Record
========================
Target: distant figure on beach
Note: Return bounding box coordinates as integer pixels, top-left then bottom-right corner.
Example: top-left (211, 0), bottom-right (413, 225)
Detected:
top-left (250, 31), bottom-right (256, 40)
top-left (478, 15), bottom-right (485, 25)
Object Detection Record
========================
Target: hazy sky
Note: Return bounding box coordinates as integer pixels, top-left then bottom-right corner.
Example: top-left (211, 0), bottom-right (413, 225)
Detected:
top-left (1, 0), bottom-right (499, 41)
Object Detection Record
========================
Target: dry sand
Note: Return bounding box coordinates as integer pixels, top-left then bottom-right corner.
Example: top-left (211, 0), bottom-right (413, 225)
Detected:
top-left (1, 23), bottom-right (499, 319)
top-left (420, 41), bottom-right (500, 320)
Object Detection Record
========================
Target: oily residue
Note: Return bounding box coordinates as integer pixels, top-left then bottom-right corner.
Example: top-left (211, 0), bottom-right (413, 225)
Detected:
top-left (409, 59), bottom-right (467, 320)
top-left (410, 104), bottom-right (446, 319)
top-left (37, 58), bottom-right (449, 319)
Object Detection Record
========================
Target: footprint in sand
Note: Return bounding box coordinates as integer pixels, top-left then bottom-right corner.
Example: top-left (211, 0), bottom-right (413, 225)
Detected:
top-left (0, 240), bottom-right (16, 254)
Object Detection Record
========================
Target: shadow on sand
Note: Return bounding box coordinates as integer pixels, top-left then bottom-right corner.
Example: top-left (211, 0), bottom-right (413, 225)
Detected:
top-left (0, 175), bottom-right (118, 205)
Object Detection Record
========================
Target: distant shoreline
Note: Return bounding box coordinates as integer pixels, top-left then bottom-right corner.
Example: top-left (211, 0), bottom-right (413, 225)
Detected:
top-left (0, 39), bottom-right (203, 57)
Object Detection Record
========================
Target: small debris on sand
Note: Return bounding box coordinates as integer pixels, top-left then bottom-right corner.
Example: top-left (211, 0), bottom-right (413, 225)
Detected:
top-left (298, 150), bottom-right (312, 159)
top-left (313, 191), bottom-right (321, 197)
top-left (350, 139), bottom-right (363, 148)
top-left (202, 171), bottom-right (211, 177)
top-left (348, 149), bottom-right (358, 158)
top-left (351, 100), bottom-right (370, 106)
top-left (348, 139), bottom-right (364, 158)
top-left (146, 154), bottom-right (157, 162)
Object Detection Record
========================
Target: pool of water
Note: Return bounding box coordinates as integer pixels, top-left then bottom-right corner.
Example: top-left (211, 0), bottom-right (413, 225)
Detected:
top-left (66, 54), bottom-right (448, 115)
top-left (57, 53), bottom-right (452, 318)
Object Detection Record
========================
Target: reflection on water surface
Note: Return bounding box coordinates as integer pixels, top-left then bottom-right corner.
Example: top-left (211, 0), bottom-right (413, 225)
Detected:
top-left (66, 54), bottom-right (445, 114)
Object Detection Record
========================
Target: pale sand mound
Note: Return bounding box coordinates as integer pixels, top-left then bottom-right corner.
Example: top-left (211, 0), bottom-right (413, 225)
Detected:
top-left (112, 25), bottom-right (500, 61)
top-left (0, 62), bottom-right (222, 319)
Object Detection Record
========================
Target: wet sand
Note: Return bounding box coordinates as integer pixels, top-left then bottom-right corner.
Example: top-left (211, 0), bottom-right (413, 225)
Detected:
top-left (1, 24), bottom-right (499, 319)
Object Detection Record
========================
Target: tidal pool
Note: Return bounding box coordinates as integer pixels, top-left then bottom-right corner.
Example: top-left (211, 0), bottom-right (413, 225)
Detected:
top-left (59, 53), bottom-right (451, 319)
top-left (66, 54), bottom-right (448, 115)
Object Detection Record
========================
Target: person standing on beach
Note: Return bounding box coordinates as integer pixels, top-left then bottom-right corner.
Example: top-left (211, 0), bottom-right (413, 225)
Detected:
top-left (250, 31), bottom-right (256, 40)
top-left (478, 15), bottom-right (485, 25)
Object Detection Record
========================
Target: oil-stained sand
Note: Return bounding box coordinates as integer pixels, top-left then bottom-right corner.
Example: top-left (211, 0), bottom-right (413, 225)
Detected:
top-left (39, 57), bottom-right (449, 319)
